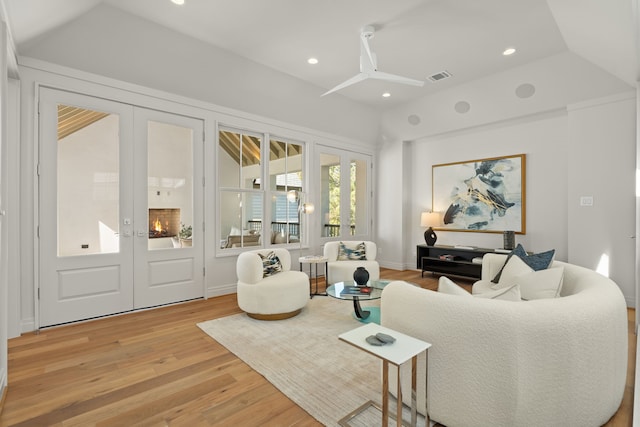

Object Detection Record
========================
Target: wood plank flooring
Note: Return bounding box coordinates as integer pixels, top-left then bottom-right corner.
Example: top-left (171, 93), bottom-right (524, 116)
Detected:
top-left (0, 268), bottom-right (635, 426)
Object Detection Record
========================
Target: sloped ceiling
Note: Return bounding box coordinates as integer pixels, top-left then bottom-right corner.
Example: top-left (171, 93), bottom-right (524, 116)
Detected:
top-left (547, 0), bottom-right (639, 85)
top-left (2, 0), bottom-right (637, 111)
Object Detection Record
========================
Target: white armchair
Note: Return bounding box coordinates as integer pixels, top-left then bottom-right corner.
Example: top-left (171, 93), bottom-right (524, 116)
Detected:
top-left (323, 241), bottom-right (380, 285)
top-left (236, 248), bottom-right (309, 320)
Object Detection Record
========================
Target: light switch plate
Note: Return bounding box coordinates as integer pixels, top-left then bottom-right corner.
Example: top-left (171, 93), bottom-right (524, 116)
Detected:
top-left (580, 196), bottom-right (594, 206)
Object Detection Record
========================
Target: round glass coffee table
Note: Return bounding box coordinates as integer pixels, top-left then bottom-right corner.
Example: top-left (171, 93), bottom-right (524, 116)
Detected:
top-left (326, 280), bottom-right (390, 324)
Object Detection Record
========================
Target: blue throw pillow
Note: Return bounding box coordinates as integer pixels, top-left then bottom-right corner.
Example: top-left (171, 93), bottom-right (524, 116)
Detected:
top-left (492, 244), bottom-right (555, 283)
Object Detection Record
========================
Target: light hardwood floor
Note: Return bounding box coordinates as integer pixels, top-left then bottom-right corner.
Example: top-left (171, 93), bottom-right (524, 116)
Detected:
top-left (0, 268), bottom-right (635, 426)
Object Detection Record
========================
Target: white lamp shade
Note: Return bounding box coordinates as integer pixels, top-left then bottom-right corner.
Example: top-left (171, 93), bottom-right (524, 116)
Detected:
top-left (420, 211), bottom-right (440, 227)
top-left (302, 202), bottom-right (314, 214)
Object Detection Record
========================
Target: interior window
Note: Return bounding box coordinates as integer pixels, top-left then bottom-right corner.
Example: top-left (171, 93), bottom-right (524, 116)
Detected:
top-left (218, 129), bottom-right (262, 249)
top-left (268, 139), bottom-right (304, 245)
top-left (218, 129), bottom-right (306, 250)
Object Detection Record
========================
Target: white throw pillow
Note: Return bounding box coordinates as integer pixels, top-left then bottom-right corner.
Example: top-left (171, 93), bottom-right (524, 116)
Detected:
top-left (440, 276), bottom-right (520, 301)
top-left (514, 267), bottom-right (565, 300)
top-left (497, 255), bottom-right (534, 287)
top-left (475, 284), bottom-right (521, 301)
top-left (438, 276), bottom-right (471, 297)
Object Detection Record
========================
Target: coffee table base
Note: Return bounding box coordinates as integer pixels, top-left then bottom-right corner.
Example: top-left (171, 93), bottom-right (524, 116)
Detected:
top-left (353, 304), bottom-right (380, 324)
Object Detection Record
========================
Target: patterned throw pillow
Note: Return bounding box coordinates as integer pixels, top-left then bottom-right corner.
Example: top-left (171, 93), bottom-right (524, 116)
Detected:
top-left (337, 242), bottom-right (367, 260)
top-left (259, 251), bottom-right (283, 277)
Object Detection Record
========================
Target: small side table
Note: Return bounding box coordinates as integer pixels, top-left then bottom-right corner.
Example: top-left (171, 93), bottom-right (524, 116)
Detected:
top-left (338, 323), bottom-right (431, 427)
top-left (299, 255), bottom-right (328, 297)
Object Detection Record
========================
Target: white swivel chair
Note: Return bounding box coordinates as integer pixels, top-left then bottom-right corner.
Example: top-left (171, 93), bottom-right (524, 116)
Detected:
top-left (323, 241), bottom-right (380, 285)
top-left (236, 248), bottom-right (309, 320)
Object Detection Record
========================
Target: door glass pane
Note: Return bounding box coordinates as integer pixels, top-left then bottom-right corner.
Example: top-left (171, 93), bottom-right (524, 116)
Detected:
top-left (147, 121), bottom-right (193, 250)
top-left (350, 158), bottom-right (367, 235)
top-left (57, 105), bottom-right (119, 256)
top-left (320, 153), bottom-right (341, 237)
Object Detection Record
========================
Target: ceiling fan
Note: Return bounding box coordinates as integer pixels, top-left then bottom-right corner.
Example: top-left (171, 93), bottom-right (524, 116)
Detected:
top-left (321, 25), bottom-right (425, 97)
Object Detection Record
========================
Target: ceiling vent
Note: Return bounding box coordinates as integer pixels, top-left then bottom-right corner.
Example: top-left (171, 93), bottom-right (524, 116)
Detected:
top-left (428, 70), bottom-right (452, 82)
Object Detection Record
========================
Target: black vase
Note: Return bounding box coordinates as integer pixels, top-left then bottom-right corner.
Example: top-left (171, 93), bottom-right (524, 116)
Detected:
top-left (353, 267), bottom-right (370, 286)
top-left (503, 230), bottom-right (515, 250)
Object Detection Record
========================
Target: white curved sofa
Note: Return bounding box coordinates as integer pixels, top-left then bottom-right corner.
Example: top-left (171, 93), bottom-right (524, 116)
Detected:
top-left (236, 248), bottom-right (309, 320)
top-left (381, 254), bottom-right (628, 427)
top-left (323, 241), bottom-right (380, 284)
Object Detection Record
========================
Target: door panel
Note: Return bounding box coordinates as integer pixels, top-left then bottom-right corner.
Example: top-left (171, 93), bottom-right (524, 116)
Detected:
top-left (39, 88), bottom-right (134, 326)
top-left (132, 108), bottom-right (203, 309)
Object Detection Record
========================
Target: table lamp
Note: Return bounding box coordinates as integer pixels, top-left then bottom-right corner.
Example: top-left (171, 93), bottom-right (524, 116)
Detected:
top-left (420, 211), bottom-right (440, 246)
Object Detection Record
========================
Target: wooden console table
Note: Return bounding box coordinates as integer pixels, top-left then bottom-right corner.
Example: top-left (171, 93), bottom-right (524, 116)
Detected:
top-left (417, 244), bottom-right (497, 279)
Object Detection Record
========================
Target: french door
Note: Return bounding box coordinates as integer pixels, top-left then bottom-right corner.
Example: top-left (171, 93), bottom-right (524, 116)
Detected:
top-left (317, 146), bottom-right (372, 239)
top-left (38, 88), bottom-right (204, 327)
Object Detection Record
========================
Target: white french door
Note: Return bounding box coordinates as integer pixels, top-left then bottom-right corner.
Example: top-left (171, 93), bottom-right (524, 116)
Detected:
top-left (132, 107), bottom-right (204, 308)
top-left (38, 88), bottom-right (204, 327)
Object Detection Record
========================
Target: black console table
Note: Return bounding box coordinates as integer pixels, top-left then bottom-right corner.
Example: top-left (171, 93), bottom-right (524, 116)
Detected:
top-left (417, 244), bottom-right (497, 279)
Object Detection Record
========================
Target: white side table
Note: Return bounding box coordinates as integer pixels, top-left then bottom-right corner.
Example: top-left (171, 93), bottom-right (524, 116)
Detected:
top-left (338, 323), bottom-right (431, 427)
top-left (299, 255), bottom-right (328, 297)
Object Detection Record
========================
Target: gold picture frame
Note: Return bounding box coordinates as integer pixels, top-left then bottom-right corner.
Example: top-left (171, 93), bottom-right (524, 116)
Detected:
top-left (432, 154), bottom-right (526, 233)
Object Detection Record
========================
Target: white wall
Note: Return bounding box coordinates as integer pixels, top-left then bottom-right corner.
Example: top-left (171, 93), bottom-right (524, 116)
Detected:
top-left (409, 111), bottom-right (569, 259)
top-left (0, 19), bottom-right (8, 405)
top-left (567, 93), bottom-right (636, 305)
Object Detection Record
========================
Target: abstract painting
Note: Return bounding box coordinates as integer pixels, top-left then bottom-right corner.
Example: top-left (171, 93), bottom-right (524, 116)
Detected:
top-left (432, 154), bottom-right (526, 233)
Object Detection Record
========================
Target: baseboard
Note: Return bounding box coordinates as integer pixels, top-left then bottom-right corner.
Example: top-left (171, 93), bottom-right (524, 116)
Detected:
top-left (21, 318), bottom-right (35, 334)
top-left (377, 260), bottom-right (407, 271)
top-left (207, 283), bottom-right (236, 299)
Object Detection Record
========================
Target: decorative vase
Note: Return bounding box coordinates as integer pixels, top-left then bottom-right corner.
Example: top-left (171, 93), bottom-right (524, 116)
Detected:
top-left (503, 231), bottom-right (515, 250)
top-left (353, 267), bottom-right (370, 286)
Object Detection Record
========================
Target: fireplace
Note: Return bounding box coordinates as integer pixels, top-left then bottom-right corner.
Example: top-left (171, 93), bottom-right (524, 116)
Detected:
top-left (149, 208), bottom-right (181, 238)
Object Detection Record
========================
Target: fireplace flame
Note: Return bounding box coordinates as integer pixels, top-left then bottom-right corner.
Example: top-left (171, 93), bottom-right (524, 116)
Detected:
top-left (153, 217), bottom-right (163, 232)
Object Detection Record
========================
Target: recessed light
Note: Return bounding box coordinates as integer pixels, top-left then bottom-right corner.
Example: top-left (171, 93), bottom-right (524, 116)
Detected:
top-left (307, 58), bottom-right (318, 65)
top-left (171, 0), bottom-right (185, 5)
top-left (503, 47), bottom-right (516, 56)
top-left (382, 92), bottom-right (391, 98)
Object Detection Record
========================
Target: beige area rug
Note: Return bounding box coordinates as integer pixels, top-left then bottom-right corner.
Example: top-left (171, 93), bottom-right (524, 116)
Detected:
top-left (197, 296), bottom-right (428, 427)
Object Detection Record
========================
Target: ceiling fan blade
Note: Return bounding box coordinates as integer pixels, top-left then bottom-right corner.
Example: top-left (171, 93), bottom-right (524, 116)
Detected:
top-left (370, 70), bottom-right (425, 87)
top-left (321, 73), bottom-right (369, 97)
top-left (360, 32), bottom-right (377, 71)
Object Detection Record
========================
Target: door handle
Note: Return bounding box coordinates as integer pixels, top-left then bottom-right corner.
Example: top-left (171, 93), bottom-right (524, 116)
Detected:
top-left (137, 230), bottom-right (148, 237)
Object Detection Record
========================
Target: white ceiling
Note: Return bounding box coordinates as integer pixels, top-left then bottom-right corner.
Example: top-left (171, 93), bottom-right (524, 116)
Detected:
top-left (2, 0), bottom-right (637, 109)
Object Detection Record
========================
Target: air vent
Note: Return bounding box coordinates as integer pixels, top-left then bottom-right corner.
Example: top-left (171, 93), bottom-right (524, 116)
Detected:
top-left (428, 70), bottom-right (452, 82)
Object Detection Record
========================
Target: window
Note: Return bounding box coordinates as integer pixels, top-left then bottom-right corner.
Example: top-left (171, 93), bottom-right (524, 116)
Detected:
top-left (218, 129), bottom-right (262, 249)
top-left (218, 128), bottom-right (305, 250)
top-left (269, 138), bottom-right (304, 244)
